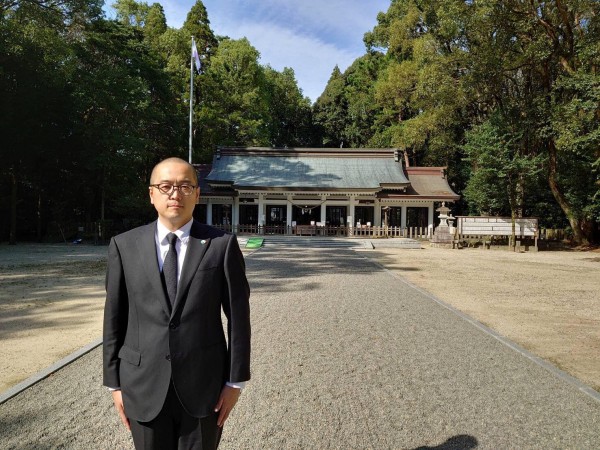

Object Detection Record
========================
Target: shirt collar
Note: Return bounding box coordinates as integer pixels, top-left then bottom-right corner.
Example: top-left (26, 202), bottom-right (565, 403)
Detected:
top-left (156, 218), bottom-right (193, 244)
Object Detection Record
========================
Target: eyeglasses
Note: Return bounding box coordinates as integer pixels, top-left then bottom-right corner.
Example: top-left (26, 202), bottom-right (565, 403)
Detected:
top-left (149, 183), bottom-right (197, 196)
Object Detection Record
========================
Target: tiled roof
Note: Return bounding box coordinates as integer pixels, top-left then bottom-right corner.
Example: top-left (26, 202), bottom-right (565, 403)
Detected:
top-left (206, 147), bottom-right (410, 190)
top-left (195, 164), bottom-right (213, 194)
top-left (197, 148), bottom-right (460, 201)
top-left (380, 167), bottom-right (460, 200)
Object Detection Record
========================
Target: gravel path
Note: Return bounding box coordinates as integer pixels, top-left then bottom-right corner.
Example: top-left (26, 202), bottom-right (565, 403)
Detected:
top-left (1, 246), bottom-right (600, 449)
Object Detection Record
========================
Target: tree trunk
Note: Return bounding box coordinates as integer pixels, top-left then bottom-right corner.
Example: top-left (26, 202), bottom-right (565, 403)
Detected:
top-left (101, 186), bottom-right (105, 222)
top-left (37, 191), bottom-right (43, 242)
top-left (9, 170), bottom-right (17, 245)
top-left (508, 182), bottom-right (517, 251)
top-left (547, 139), bottom-right (590, 245)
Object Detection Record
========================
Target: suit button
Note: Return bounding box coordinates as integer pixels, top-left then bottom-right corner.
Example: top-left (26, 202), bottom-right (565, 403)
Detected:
top-left (165, 354), bottom-right (171, 361)
top-left (169, 322), bottom-right (177, 330)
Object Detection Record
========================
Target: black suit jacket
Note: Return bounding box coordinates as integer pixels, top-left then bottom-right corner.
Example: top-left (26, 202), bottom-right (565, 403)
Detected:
top-left (103, 220), bottom-right (251, 422)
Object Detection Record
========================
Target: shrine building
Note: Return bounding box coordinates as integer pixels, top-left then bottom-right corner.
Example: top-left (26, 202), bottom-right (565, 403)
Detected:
top-left (193, 147), bottom-right (459, 236)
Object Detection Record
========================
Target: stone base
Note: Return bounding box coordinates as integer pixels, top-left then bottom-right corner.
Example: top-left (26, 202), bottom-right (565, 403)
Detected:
top-left (429, 242), bottom-right (453, 249)
top-left (431, 226), bottom-right (454, 244)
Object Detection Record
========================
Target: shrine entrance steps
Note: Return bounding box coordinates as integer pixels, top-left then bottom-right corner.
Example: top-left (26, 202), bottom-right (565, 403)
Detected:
top-left (237, 235), bottom-right (422, 250)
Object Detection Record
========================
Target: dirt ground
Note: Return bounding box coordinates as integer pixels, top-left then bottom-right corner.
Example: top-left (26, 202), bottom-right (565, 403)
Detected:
top-left (369, 245), bottom-right (600, 391)
top-left (0, 243), bottom-right (599, 394)
top-left (0, 245), bottom-right (107, 392)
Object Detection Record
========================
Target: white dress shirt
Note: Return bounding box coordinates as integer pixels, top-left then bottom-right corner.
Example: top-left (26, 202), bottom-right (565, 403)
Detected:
top-left (155, 218), bottom-right (193, 281)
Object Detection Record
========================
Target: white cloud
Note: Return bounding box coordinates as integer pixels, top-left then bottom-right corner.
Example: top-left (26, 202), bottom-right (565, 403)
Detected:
top-left (247, 0), bottom-right (387, 45)
top-left (104, 0), bottom-right (390, 102)
top-left (231, 22), bottom-right (357, 102)
top-left (202, 0), bottom-right (390, 103)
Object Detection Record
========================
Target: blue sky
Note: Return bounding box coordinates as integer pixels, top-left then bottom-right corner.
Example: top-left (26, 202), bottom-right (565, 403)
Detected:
top-left (105, 0), bottom-right (390, 103)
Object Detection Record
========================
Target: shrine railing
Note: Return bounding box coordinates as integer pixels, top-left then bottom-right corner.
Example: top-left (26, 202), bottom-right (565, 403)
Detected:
top-left (211, 224), bottom-right (433, 239)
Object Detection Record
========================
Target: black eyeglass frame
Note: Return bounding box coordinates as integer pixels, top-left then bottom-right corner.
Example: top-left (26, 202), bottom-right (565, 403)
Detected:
top-left (149, 183), bottom-right (198, 196)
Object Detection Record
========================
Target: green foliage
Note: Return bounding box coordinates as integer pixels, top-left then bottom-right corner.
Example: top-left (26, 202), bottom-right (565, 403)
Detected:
top-left (113, 0), bottom-right (150, 27)
top-left (463, 114), bottom-right (543, 217)
top-left (198, 38), bottom-right (268, 151)
top-left (313, 65), bottom-right (346, 147)
top-left (313, 54), bottom-right (386, 148)
top-left (262, 66), bottom-right (314, 147)
top-left (2, 0), bottom-right (599, 244)
top-left (315, 0), bottom-right (600, 243)
top-left (551, 72), bottom-right (600, 222)
top-left (0, 0), bottom-right (318, 241)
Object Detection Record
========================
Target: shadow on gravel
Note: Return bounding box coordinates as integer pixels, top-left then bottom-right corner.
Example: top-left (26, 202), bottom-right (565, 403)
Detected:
top-left (368, 250), bottom-right (424, 273)
top-left (0, 244), bottom-right (107, 267)
top-left (412, 434), bottom-right (478, 450)
top-left (0, 260), bottom-right (106, 339)
top-left (246, 247), bottom-right (384, 293)
top-left (0, 408), bottom-right (62, 450)
top-left (0, 301), bottom-right (102, 340)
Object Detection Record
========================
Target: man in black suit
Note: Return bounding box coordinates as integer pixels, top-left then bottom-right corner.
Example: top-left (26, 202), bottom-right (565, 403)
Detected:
top-left (103, 157), bottom-right (251, 449)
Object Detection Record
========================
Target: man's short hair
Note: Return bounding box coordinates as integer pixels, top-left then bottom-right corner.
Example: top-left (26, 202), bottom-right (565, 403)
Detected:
top-left (150, 157), bottom-right (199, 185)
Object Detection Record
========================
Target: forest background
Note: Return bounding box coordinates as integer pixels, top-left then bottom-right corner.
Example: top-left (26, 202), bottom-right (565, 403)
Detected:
top-left (1, 0), bottom-right (599, 244)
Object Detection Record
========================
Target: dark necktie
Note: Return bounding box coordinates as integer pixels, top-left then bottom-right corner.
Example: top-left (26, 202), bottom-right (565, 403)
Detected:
top-left (163, 233), bottom-right (178, 307)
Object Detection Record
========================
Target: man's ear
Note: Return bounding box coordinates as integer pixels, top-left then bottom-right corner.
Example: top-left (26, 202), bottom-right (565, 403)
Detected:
top-left (149, 187), bottom-right (155, 204)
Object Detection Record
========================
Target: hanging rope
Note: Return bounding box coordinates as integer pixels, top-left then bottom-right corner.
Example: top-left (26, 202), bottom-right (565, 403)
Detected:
top-left (286, 199), bottom-right (326, 211)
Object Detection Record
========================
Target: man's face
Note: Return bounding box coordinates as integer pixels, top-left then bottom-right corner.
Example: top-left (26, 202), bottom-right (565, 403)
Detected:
top-left (149, 161), bottom-right (199, 230)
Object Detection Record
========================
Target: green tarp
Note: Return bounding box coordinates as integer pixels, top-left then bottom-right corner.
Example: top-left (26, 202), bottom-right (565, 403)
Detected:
top-left (245, 238), bottom-right (264, 249)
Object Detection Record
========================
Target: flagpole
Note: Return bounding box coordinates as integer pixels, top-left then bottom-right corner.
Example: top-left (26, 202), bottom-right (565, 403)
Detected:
top-left (189, 37), bottom-right (194, 164)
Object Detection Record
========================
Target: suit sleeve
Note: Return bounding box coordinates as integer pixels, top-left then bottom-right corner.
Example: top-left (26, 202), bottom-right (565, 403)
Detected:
top-left (103, 237), bottom-right (129, 388)
top-left (222, 234), bottom-right (251, 383)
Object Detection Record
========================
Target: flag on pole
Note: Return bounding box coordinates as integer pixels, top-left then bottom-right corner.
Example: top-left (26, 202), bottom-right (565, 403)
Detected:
top-left (192, 38), bottom-right (202, 73)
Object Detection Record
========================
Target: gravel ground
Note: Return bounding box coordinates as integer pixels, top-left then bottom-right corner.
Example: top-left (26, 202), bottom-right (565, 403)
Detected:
top-left (1, 246), bottom-right (600, 449)
top-left (0, 243), bottom-right (107, 266)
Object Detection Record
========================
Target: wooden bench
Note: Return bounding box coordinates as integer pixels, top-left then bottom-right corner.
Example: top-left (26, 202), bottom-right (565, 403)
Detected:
top-left (453, 216), bottom-right (539, 250)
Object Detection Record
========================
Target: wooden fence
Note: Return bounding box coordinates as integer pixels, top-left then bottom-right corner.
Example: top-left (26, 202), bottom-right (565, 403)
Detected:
top-left (454, 216), bottom-right (539, 249)
top-left (212, 224), bottom-right (433, 239)
top-left (455, 216), bottom-right (538, 237)
top-left (56, 221), bottom-right (568, 246)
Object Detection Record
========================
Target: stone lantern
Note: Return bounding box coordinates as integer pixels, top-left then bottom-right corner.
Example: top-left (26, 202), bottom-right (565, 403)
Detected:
top-left (431, 202), bottom-right (454, 247)
top-left (436, 202), bottom-right (450, 227)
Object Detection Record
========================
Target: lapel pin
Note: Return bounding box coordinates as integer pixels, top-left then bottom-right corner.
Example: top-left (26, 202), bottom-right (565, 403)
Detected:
top-left (201, 240), bottom-right (206, 245)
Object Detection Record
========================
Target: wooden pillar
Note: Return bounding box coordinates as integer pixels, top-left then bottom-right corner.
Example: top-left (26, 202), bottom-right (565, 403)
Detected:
top-left (233, 197), bottom-right (240, 228)
top-left (428, 203), bottom-right (435, 238)
top-left (286, 196), bottom-right (293, 234)
top-left (206, 200), bottom-right (213, 225)
top-left (258, 194), bottom-right (265, 226)
top-left (401, 205), bottom-right (407, 229)
top-left (374, 200), bottom-right (382, 226)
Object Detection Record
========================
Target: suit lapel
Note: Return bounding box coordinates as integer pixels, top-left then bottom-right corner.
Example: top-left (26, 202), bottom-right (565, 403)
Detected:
top-left (137, 221), bottom-right (172, 318)
top-left (172, 221), bottom-right (210, 315)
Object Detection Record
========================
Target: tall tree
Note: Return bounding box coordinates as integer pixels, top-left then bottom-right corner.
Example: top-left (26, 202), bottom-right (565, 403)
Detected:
top-left (68, 19), bottom-right (179, 225)
top-left (0, 0), bottom-right (102, 242)
top-left (313, 53), bottom-right (388, 149)
top-left (466, 0), bottom-right (600, 243)
top-left (263, 66), bottom-right (314, 147)
top-left (342, 0), bottom-right (600, 242)
top-left (342, 53), bottom-right (386, 148)
top-left (198, 38), bottom-right (269, 155)
top-left (144, 2), bottom-right (166, 44)
top-left (313, 65), bottom-right (346, 147)
top-left (463, 113), bottom-right (543, 247)
top-left (112, 0), bottom-right (150, 27)
top-left (366, 0), bottom-right (470, 169)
